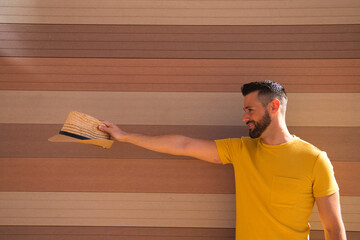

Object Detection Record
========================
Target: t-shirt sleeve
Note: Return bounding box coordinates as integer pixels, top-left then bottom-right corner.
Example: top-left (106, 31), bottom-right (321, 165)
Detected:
top-left (215, 138), bottom-right (239, 165)
top-left (312, 151), bottom-right (339, 198)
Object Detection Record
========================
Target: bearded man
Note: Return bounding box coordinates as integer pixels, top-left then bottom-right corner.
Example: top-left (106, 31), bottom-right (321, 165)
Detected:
top-left (99, 80), bottom-right (346, 240)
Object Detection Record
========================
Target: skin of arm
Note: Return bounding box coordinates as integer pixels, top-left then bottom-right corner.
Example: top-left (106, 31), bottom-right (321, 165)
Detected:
top-left (98, 120), bottom-right (222, 164)
top-left (315, 192), bottom-right (347, 240)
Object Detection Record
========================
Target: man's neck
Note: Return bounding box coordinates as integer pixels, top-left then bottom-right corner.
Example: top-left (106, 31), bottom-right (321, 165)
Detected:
top-left (260, 121), bottom-right (293, 145)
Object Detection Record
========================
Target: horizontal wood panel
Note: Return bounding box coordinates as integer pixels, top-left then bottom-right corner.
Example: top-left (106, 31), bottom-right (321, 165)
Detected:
top-left (311, 196), bottom-right (360, 231)
top-left (0, 91), bottom-right (359, 127)
top-left (0, 227), bottom-right (359, 240)
top-left (1, 57), bottom-right (359, 92)
top-left (3, 16), bottom-right (358, 26)
top-left (4, 7), bottom-right (357, 18)
top-left (3, 40), bottom-right (360, 51)
top-left (0, 124), bottom-right (358, 162)
top-left (0, 226), bottom-right (358, 240)
top-left (3, 49), bottom-right (360, 59)
top-left (0, 0), bottom-right (359, 25)
top-left (0, 192), bottom-right (358, 231)
top-left (0, 227), bottom-right (358, 240)
top-left (332, 162), bottom-right (360, 197)
top-left (2, 23), bottom-right (360, 34)
top-left (0, 157), bottom-right (236, 194)
top-left (0, 157), bottom-right (358, 195)
top-left (0, 24), bottom-right (359, 58)
top-left (0, 226), bottom-right (236, 240)
top-left (0, 192), bottom-right (237, 228)
top-left (3, 0), bottom-right (360, 9)
top-left (311, 231), bottom-right (360, 240)
top-left (2, 82), bottom-right (358, 93)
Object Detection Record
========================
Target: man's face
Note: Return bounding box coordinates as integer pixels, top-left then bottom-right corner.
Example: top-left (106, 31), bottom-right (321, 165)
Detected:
top-left (242, 91), bottom-right (272, 138)
top-left (247, 109), bottom-right (271, 138)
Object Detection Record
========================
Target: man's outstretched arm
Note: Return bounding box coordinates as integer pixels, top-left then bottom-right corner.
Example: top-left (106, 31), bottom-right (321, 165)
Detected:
top-left (98, 120), bottom-right (222, 164)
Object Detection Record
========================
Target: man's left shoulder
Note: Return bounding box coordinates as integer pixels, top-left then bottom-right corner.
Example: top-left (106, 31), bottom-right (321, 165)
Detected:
top-left (291, 136), bottom-right (323, 159)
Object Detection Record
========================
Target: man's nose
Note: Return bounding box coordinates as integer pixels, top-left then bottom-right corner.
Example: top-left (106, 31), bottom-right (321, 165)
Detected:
top-left (242, 113), bottom-right (250, 123)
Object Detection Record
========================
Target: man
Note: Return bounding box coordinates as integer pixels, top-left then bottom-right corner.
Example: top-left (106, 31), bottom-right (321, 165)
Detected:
top-left (99, 80), bottom-right (346, 239)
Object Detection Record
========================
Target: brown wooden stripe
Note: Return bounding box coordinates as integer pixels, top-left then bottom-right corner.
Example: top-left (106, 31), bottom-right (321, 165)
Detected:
top-left (0, 226), bottom-right (235, 240)
top-left (0, 157), bottom-right (235, 194)
top-left (0, 226), bottom-right (358, 240)
top-left (311, 231), bottom-right (360, 240)
top-left (1, 57), bottom-right (359, 93)
top-left (0, 124), bottom-right (358, 162)
top-left (3, 0), bottom-right (360, 9)
top-left (2, 23), bottom-right (360, 34)
top-left (0, 24), bottom-right (359, 59)
top-left (2, 82), bottom-right (358, 93)
top-left (1, 0), bottom-right (359, 25)
top-left (332, 162), bottom-right (360, 197)
top-left (0, 157), bottom-right (358, 195)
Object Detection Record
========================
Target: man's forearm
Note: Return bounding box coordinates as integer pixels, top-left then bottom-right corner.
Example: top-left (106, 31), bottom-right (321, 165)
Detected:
top-left (121, 133), bottom-right (190, 156)
top-left (123, 133), bottom-right (221, 163)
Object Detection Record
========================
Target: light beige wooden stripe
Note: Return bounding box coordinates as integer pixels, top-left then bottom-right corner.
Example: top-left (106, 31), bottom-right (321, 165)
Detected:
top-left (0, 91), bottom-right (359, 127)
top-left (3, 0), bottom-right (360, 9)
top-left (0, 0), bottom-right (359, 25)
top-left (0, 192), bottom-right (358, 231)
top-left (310, 197), bottom-right (360, 231)
top-left (0, 192), bottom-right (236, 228)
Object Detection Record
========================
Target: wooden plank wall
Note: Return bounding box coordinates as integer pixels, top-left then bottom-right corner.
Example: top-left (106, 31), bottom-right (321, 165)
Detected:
top-left (0, 0), bottom-right (359, 239)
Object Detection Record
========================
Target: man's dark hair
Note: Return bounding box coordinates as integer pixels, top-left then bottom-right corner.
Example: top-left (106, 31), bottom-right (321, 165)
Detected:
top-left (241, 80), bottom-right (288, 113)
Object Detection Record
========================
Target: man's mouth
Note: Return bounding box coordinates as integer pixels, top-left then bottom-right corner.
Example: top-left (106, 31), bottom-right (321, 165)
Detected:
top-left (247, 121), bottom-right (255, 130)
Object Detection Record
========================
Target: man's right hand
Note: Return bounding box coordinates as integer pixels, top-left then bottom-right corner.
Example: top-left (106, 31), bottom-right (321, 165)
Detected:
top-left (98, 120), bottom-right (128, 142)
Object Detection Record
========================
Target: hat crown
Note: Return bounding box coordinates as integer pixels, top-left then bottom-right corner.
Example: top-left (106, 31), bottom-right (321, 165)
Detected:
top-left (61, 111), bottom-right (110, 140)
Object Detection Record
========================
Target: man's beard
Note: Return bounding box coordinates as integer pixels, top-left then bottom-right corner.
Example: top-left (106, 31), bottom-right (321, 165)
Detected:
top-left (247, 110), bottom-right (271, 138)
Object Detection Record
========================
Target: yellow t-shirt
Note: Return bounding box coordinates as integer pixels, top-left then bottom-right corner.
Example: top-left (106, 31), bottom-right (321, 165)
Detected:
top-left (215, 136), bottom-right (339, 240)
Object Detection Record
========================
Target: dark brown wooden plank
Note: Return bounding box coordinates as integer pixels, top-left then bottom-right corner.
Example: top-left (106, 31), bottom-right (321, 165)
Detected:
top-left (332, 162), bottom-right (360, 197)
top-left (0, 124), bottom-right (358, 162)
top-left (1, 23), bottom-right (360, 34)
top-left (1, 58), bottom-right (359, 92)
top-left (310, 230), bottom-right (360, 240)
top-left (1, 24), bottom-right (359, 40)
top-left (0, 226), bottom-right (358, 240)
top-left (0, 157), bottom-right (236, 193)
top-left (0, 24), bottom-right (359, 58)
top-left (0, 157), bottom-right (357, 195)
top-left (1, 81), bottom-right (359, 93)
top-left (1, 61), bottom-right (359, 77)
top-left (3, 49), bottom-right (359, 59)
top-left (0, 226), bottom-right (236, 240)
top-left (2, 40), bottom-right (359, 51)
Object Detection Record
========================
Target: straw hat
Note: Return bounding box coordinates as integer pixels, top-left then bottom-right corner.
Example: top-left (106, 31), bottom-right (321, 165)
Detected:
top-left (48, 111), bottom-right (114, 149)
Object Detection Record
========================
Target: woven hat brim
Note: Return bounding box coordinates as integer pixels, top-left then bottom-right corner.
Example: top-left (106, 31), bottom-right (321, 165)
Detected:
top-left (48, 134), bottom-right (114, 149)
top-left (48, 134), bottom-right (77, 142)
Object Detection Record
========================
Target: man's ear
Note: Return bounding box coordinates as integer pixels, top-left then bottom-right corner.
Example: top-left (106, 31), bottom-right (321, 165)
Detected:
top-left (270, 99), bottom-right (281, 113)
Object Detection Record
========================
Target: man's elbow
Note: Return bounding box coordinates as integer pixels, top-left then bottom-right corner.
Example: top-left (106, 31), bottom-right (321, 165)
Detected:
top-left (324, 224), bottom-right (347, 240)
